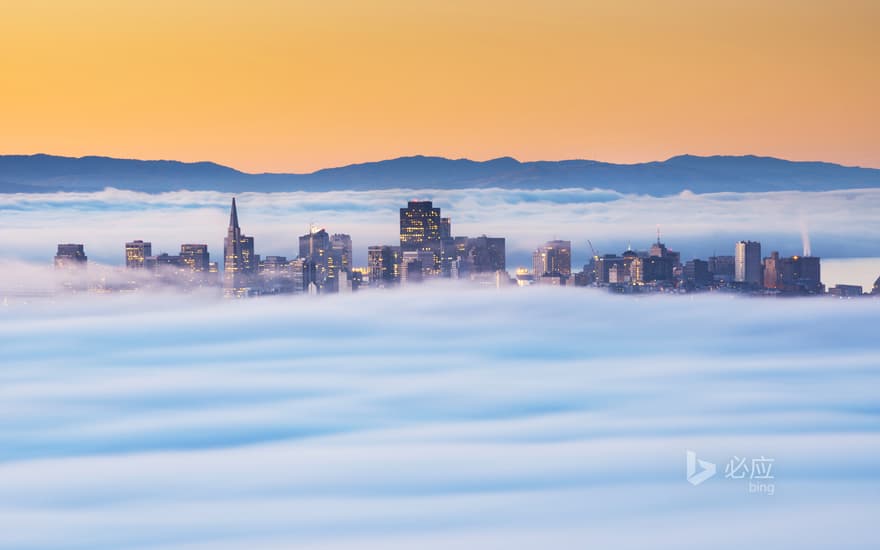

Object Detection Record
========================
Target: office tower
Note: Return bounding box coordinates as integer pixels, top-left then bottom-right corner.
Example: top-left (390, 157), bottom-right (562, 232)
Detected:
top-left (595, 254), bottom-right (625, 284)
top-left (829, 284), bottom-right (862, 297)
top-left (322, 233), bottom-right (353, 292)
top-left (125, 240), bottom-right (151, 268)
top-left (440, 217), bottom-right (452, 240)
top-left (683, 259), bottom-right (712, 287)
top-left (463, 236), bottom-right (506, 274)
top-left (54, 244), bottom-right (87, 269)
top-left (299, 227), bottom-right (331, 286)
top-left (260, 256), bottom-right (289, 274)
top-left (533, 240), bottom-right (571, 283)
top-left (259, 256), bottom-right (291, 294)
top-left (734, 241), bottom-right (762, 286)
top-left (642, 256), bottom-right (674, 282)
top-left (763, 251), bottom-right (781, 289)
top-left (180, 244), bottom-right (209, 272)
top-left (368, 245), bottom-right (400, 287)
top-left (330, 234), bottom-right (353, 274)
top-left (400, 200), bottom-right (442, 251)
top-left (874, 275), bottom-right (880, 295)
top-left (290, 257), bottom-right (316, 294)
top-left (400, 251), bottom-right (426, 285)
top-left (779, 255), bottom-right (822, 294)
top-left (708, 255), bottom-right (735, 282)
top-left (224, 198), bottom-right (256, 293)
top-left (150, 253), bottom-right (183, 270)
top-left (621, 250), bottom-right (640, 283)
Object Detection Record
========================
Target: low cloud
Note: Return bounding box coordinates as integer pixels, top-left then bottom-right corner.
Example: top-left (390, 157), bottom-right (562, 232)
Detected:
top-left (1, 288), bottom-right (879, 548)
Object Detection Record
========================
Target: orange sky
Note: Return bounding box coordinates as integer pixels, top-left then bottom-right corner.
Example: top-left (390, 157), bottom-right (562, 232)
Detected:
top-left (1, 0), bottom-right (878, 173)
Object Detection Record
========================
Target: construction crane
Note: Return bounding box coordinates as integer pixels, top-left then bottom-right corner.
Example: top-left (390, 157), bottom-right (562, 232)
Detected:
top-left (587, 239), bottom-right (599, 260)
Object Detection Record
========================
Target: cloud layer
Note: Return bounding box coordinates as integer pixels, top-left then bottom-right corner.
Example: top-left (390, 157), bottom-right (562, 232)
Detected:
top-left (1, 287), bottom-right (879, 548)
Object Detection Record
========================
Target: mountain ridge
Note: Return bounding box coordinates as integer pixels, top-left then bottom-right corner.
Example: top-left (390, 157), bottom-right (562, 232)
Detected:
top-left (1, 153), bottom-right (879, 195)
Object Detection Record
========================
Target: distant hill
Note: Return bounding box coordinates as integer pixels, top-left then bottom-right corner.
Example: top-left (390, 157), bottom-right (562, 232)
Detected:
top-left (1, 153), bottom-right (879, 195)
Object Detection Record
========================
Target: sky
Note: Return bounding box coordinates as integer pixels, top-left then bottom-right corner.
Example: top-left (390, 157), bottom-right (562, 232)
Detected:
top-left (1, 0), bottom-right (878, 172)
top-left (1, 288), bottom-right (879, 548)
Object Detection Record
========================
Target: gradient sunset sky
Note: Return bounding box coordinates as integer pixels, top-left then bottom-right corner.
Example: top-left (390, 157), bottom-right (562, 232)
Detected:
top-left (2, 0), bottom-right (878, 172)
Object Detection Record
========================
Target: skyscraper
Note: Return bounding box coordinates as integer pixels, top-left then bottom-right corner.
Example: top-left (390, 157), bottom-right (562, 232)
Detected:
top-left (54, 244), bottom-right (87, 269)
top-left (224, 198), bottom-right (256, 294)
top-left (299, 227), bottom-right (331, 289)
top-left (734, 240), bottom-right (762, 286)
top-left (400, 200), bottom-right (442, 252)
top-left (180, 244), bottom-right (209, 272)
top-left (125, 240), bottom-right (151, 268)
top-left (462, 236), bottom-right (506, 274)
top-left (367, 245), bottom-right (400, 287)
top-left (533, 240), bottom-right (572, 283)
top-left (778, 255), bottom-right (822, 294)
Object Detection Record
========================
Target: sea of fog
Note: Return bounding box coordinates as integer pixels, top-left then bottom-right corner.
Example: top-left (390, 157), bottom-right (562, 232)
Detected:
top-left (1, 187), bottom-right (879, 282)
top-left (1, 286), bottom-right (879, 548)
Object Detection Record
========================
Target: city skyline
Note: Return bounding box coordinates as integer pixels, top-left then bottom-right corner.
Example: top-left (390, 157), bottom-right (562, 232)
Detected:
top-left (45, 195), bottom-right (876, 297)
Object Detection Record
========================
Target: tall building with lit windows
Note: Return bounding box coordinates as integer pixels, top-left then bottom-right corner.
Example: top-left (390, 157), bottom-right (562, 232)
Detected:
top-left (125, 240), bottom-right (151, 268)
top-left (180, 244), bottom-right (210, 272)
top-left (734, 240), bottom-right (762, 286)
top-left (533, 240), bottom-right (572, 284)
top-left (299, 227), bottom-right (332, 289)
top-left (223, 198), bottom-right (256, 294)
top-left (400, 200), bottom-right (442, 252)
top-left (368, 245), bottom-right (400, 287)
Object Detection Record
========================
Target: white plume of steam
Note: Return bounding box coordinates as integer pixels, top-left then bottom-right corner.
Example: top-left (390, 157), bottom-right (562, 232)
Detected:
top-left (800, 218), bottom-right (812, 257)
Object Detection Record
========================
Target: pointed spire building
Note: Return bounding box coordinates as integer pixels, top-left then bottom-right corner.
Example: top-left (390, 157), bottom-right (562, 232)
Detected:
top-left (224, 198), bottom-right (257, 295)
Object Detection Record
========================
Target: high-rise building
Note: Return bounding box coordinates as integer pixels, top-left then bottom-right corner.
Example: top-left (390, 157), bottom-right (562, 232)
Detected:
top-left (763, 251), bottom-right (781, 289)
top-left (125, 240), bottom-right (151, 268)
top-left (778, 255), bottom-right (822, 294)
top-left (708, 255), bottom-right (735, 282)
top-left (299, 228), bottom-right (332, 289)
top-left (54, 244), bottom-right (87, 269)
top-left (462, 236), bottom-right (506, 274)
top-left (734, 241), bottom-right (762, 286)
top-left (180, 244), bottom-right (209, 272)
top-left (290, 257), bottom-right (315, 294)
top-left (683, 259), bottom-right (712, 287)
top-left (224, 198), bottom-right (257, 294)
top-left (400, 200), bottom-right (442, 252)
top-left (367, 245), bottom-right (400, 287)
top-left (533, 240), bottom-right (571, 283)
top-left (330, 234), bottom-right (353, 273)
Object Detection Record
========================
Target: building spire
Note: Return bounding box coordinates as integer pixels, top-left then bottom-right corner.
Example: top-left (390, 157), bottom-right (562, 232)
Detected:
top-left (229, 197), bottom-right (239, 229)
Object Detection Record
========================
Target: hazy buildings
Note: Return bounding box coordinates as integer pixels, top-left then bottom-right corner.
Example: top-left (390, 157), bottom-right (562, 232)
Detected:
top-left (778, 255), bottom-right (822, 294)
top-left (54, 244), bottom-right (87, 269)
top-left (763, 251), bottom-right (781, 289)
top-left (708, 255), bottom-right (735, 283)
top-left (683, 259), bottom-right (711, 287)
top-left (125, 240), bottom-right (151, 268)
top-left (368, 245), bottom-right (400, 287)
top-left (533, 240), bottom-right (571, 284)
top-left (460, 236), bottom-right (506, 275)
top-left (735, 240), bottom-right (762, 286)
top-left (180, 244), bottom-right (210, 272)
